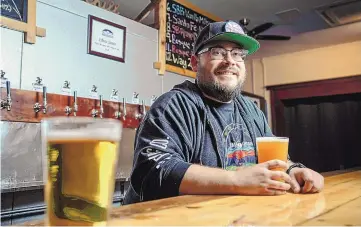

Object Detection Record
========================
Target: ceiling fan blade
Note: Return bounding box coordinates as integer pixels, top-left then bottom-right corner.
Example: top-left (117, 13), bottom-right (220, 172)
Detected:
top-left (248, 22), bottom-right (274, 36)
top-left (255, 35), bottom-right (291, 41)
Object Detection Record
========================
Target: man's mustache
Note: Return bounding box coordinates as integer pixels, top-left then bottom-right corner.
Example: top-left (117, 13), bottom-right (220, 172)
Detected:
top-left (214, 66), bottom-right (238, 74)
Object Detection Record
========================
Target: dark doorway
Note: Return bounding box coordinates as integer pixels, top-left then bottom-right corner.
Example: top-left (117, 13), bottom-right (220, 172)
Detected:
top-left (283, 93), bottom-right (361, 173)
top-left (268, 75), bottom-right (361, 173)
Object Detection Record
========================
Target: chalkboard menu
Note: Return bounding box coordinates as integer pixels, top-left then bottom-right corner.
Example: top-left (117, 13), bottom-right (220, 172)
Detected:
top-left (1, 0), bottom-right (27, 22)
top-left (166, 0), bottom-right (217, 72)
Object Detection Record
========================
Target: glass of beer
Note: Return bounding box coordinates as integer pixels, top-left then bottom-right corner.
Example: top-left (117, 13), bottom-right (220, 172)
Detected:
top-left (256, 137), bottom-right (289, 171)
top-left (41, 117), bottom-right (122, 226)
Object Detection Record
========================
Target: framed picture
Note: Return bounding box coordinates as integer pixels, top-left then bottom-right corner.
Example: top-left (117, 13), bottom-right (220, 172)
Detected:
top-left (87, 15), bottom-right (126, 62)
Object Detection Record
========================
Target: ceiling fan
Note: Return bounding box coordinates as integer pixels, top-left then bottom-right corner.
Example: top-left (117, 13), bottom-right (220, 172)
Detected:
top-left (239, 18), bottom-right (291, 41)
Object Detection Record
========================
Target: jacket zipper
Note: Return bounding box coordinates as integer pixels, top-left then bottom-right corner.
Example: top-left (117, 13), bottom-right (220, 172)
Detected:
top-left (207, 118), bottom-right (224, 169)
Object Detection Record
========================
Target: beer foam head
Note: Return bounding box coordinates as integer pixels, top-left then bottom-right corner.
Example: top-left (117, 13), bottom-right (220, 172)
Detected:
top-left (256, 137), bottom-right (289, 143)
top-left (43, 117), bottom-right (122, 142)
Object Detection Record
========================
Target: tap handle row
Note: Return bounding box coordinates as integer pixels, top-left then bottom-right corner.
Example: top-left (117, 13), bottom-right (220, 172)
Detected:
top-left (3, 83), bottom-right (146, 119)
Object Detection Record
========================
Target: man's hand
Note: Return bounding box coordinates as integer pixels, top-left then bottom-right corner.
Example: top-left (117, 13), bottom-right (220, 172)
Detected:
top-left (232, 160), bottom-right (292, 196)
top-left (289, 168), bottom-right (324, 193)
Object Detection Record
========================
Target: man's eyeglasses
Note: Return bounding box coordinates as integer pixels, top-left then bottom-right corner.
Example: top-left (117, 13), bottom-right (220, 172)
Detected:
top-left (197, 47), bottom-right (248, 62)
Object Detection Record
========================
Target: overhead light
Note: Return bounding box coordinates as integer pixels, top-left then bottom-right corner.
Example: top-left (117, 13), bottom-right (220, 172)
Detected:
top-left (316, 0), bottom-right (361, 27)
top-left (275, 8), bottom-right (301, 25)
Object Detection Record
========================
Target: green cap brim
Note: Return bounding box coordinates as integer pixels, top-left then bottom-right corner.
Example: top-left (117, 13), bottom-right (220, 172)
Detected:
top-left (207, 33), bottom-right (260, 55)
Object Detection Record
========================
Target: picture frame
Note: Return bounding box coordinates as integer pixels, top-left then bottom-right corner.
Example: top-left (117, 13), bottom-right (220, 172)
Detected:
top-left (87, 15), bottom-right (126, 63)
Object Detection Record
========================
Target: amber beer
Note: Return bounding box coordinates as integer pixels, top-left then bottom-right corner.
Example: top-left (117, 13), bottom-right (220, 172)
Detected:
top-left (42, 117), bottom-right (122, 226)
top-left (256, 137), bottom-right (289, 171)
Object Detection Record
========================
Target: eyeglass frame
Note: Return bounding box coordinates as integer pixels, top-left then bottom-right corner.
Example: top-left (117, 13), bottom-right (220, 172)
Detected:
top-left (197, 46), bottom-right (249, 62)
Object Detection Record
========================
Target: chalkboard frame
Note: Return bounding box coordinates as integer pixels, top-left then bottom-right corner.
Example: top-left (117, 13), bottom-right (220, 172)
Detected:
top-left (0, 0), bottom-right (46, 44)
top-left (154, 0), bottom-right (222, 78)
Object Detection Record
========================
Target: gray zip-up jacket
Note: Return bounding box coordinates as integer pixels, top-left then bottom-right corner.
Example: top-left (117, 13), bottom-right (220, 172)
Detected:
top-left (123, 80), bottom-right (273, 204)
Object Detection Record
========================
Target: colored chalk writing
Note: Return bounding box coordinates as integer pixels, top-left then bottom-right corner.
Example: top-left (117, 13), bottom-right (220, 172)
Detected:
top-left (0, 0), bottom-right (27, 22)
top-left (166, 0), bottom-right (215, 71)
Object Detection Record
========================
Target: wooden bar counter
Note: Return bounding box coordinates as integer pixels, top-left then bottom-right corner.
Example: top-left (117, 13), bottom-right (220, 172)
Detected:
top-left (25, 170), bottom-right (361, 226)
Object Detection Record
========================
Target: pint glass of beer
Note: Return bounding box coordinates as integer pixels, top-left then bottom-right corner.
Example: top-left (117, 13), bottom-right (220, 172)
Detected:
top-left (41, 117), bottom-right (122, 226)
top-left (256, 137), bottom-right (289, 171)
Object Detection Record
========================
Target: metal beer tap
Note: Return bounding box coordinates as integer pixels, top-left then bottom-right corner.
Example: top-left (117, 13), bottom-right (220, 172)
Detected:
top-left (99, 95), bottom-right (104, 118)
top-left (73, 91), bottom-right (78, 116)
top-left (1, 81), bottom-right (12, 111)
top-left (92, 95), bottom-right (103, 118)
top-left (65, 91), bottom-right (78, 116)
top-left (34, 86), bottom-right (47, 114)
top-left (121, 98), bottom-right (127, 120)
top-left (115, 98), bottom-right (127, 120)
top-left (114, 99), bottom-right (121, 119)
top-left (135, 100), bottom-right (146, 120)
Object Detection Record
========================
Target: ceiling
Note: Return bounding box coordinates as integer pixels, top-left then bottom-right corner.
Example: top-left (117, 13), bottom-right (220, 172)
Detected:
top-left (113, 0), bottom-right (361, 58)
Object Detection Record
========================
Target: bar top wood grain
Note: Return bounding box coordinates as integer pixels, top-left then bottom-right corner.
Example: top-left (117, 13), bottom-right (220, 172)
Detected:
top-left (25, 170), bottom-right (361, 226)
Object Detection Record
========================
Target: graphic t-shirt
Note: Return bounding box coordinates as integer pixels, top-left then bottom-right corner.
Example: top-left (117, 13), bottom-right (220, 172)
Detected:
top-left (207, 99), bottom-right (256, 170)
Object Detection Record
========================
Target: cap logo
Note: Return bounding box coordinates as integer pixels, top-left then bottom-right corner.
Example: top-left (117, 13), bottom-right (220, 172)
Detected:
top-left (224, 21), bottom-right (244, 34)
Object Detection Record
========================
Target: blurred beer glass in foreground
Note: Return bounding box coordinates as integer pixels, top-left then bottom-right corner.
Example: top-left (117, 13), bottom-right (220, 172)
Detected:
top-left (41, 117), bottom-right (122, 226)
top-left (256, 137), bottom-right (289, 171)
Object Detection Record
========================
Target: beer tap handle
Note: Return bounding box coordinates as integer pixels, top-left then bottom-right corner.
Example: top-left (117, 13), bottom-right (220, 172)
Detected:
top-left (43, 86), bottom-right (47, 114)
top-left (6, 81), bottom-right (11, 111)
top-left (1, 80), bottom-right (11, 111)
top-left (99, 95), bottom-right (104, 118)
top-left (65, 90), bottom-right (78, 116)
top-left (34, 86), bottom-right (47, 113)
top-left (122, 98), bottom-right (127, 120)
top-left (91, 109), bottom-right (98, 118)
top-left (73, 91), bottom-right (78, 116)
top-left (91, 95), bottom-right (100, 118)
top-left (142, 100), bottom-right (146, 117)
top-left (114, 99), bottom-right (121, 119)
top-left (6, 80), bottom-right (10, 98)
top-left (135, 100), bottom-right (146, 120)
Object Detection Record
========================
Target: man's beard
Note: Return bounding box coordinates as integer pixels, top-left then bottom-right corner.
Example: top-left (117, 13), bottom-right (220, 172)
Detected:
top-left (196, 66), bottom-right (244, 102)
top-left (196, 78), bottom-right (242, 102)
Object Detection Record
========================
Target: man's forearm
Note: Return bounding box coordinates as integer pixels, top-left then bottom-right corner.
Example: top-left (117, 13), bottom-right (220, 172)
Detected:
top-left (179, 164), bottom-right (238, 195)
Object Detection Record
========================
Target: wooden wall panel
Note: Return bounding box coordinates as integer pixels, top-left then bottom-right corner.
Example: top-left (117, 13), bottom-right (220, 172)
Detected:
top-left (0, 88), bottom-right (150, 129)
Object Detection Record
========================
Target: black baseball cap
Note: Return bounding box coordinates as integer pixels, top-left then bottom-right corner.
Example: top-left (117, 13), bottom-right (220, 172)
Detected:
top-left (193, 20), bottom-right (260, 55)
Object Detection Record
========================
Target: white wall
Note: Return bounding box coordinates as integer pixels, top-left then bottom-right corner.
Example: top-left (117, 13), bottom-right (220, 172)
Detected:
top-left (244, 59), bottom-right (265, 97)
top-left (263, 41), bottom-right (361, 86)
top-left (0, 0), bottom-right (190, 105)
top-left (163, 72), bottom-right (194, 93)
top-left (0, 28), bottom-right (23, 88)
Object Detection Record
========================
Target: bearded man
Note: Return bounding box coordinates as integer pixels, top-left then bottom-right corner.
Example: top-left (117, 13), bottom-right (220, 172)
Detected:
top-left (123, 21), bottom-right (324, 205)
